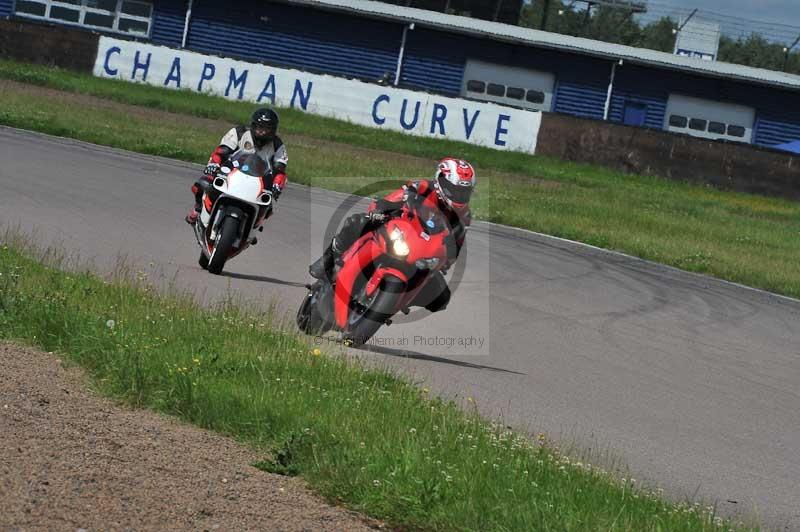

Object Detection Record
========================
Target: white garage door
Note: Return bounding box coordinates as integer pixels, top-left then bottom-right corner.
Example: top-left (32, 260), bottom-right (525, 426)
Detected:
top-left (664, 94), bottom-right (755, 143)
top-left (462, 59), bottom-right (555, 112)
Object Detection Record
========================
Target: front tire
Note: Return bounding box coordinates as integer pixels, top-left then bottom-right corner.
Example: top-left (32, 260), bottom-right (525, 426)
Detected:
top-left (343, 277), bottom-right (404, 348)
top-left (297, 285), bottom-right (330, 335)
top-left (207, 216), bottom-right (238, 275)
top-left (198, 252), bottom-right (209, 270)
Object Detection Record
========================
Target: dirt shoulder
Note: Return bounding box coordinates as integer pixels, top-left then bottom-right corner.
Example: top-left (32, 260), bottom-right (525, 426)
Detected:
top-left (0, 342), bottom-right (380, 532)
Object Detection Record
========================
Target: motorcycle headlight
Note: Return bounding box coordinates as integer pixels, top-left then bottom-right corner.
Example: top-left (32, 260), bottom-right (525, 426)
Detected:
top-left (389, 228), bottom-right (409, 257)
top-left (392, 239), bottom-right (410, 257)
top-left (414, 257), bottom-right (440, 269)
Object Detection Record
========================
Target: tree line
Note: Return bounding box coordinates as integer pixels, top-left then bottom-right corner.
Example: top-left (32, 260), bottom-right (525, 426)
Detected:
top-left (518, 0), bottom-right (800, 75)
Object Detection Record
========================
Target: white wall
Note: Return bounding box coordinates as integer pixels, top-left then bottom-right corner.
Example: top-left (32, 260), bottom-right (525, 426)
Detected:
top-left (93, 36), bottom-right (542, 154)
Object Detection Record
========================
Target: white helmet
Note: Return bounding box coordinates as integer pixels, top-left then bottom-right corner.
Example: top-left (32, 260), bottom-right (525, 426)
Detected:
top-left (434, 157), bottom-right (476, 210)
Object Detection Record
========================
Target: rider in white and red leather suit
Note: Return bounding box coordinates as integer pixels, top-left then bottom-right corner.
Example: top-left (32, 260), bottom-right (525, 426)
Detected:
top-left (186, 107), bottom-right (287, 224)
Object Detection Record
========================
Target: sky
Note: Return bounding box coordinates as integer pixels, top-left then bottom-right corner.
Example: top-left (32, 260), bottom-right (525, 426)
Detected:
top-left (645, 0), bottom-right (800, 32)
top-left (629, 0), bottom-right (800, 44)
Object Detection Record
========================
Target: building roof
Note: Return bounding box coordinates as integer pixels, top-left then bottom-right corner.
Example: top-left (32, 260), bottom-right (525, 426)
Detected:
top-left (285, 0), bottom-right (800, 93)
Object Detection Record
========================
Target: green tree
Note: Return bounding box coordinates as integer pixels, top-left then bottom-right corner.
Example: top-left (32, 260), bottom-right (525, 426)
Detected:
top-left (518, 0), bottom-right (563, 31)
top-left (637, 17), bottom-right (676, 53)
top-left (786, 50), bottom-right (800, 75)
top-left (586, 5), bottom-right (642, 46)
top-left (548, 4), bottom-right (588, 37)
top-left (718, 34), bottom-right (788, 72)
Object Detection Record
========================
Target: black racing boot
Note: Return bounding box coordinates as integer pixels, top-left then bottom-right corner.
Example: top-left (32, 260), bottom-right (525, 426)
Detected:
top-left (309, 243), bottom-right (334, 280)
top-left (309, 240), bottom-right (338, 280)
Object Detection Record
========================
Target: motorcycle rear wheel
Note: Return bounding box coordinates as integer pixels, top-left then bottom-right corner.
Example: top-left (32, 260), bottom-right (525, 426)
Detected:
top-left (207, 217), bottom-right (238, 275)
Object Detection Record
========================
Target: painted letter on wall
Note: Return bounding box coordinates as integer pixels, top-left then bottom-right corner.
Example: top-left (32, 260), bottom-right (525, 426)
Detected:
top-left (93, 37), bottom-right (541, 154)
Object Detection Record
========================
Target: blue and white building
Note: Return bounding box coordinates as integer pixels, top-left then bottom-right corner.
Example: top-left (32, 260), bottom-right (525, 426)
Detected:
top-left (3, 0), bottom-right (799, 149)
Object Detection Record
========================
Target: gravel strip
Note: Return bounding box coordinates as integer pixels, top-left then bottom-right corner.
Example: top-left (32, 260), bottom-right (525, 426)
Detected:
top-left (0, 342), bottom-right (380, 532)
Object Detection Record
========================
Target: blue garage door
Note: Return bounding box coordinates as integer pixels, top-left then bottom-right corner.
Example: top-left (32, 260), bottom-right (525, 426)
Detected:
top-left (623, 101), bottom-right (648, 126)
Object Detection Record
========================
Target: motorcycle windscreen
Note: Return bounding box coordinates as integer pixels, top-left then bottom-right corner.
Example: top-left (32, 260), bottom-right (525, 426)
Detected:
top-left (228, 151), bottom-right (269, 177)
top-left (414, 198), bottom-right (450, 235)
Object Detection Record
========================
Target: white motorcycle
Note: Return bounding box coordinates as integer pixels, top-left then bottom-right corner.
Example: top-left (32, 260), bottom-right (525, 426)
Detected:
top-left (192, 150), bottom-right (274, 275)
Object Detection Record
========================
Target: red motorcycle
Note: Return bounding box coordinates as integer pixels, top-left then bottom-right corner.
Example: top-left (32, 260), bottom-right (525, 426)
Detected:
top-left (297, 193), bottom-right (453, 347)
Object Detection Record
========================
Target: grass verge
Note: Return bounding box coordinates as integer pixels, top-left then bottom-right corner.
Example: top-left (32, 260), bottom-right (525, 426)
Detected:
top-left (0, 237), bottom-right (749, 531)
top-left (1, 60), bottom-right (799, 299)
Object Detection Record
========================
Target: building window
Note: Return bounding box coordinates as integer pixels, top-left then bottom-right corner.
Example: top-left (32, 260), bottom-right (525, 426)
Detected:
top-left (465, 80), bottom-right (548, 106)
top-left (708, 121), bottom-right (726, 134)
top-left (50, 5), bottom-right (80, 22)
top-left (16, 0), bottom-right (47, 16)
top-left (486, 83), bottom-right (505, 97)
top-left (466, 80), bottom-right (486, 93)
top-left (526, 90), bottom-right (545, 104)
top-left (669, 115), bottom-right (688, 128)
top-left (120, 0), bottom-right (150, 17)
top-left (15, 0), bottom-right (152, 37)
top-left (505, 87), bottom-right (524, 100)
top-left (727, 125), bottom-right (746, 138)
top-left (118, 17), bottom-right (148, 33)
top-left (689, 118), bottom-right (707, 131)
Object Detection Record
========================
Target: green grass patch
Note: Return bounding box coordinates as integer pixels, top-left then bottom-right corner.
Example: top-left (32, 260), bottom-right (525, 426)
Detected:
top-left (1, 59), bottom-right (799, 298)
top-left (0, 238), bottom-right (751, 531)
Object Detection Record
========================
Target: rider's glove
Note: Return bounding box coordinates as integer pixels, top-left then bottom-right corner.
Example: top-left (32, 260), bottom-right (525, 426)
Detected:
top-left (441, 257), bottom-right (456, 276)
top-left (203, 162), bottom-right (221, 177)
top-left (271, 184), bottom-right (282, 200)
top-left (367, 211), bottom-right (388, 224)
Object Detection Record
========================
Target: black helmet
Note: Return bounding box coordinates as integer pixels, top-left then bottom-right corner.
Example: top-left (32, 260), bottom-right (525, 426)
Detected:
top-left (250, 107), bottom-right (279, 147)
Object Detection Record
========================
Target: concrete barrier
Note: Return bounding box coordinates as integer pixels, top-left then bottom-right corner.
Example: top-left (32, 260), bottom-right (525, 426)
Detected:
top-left (537, 113), bottom-right (800, 200)
top-left (0, 18), bottom-right (99, 72)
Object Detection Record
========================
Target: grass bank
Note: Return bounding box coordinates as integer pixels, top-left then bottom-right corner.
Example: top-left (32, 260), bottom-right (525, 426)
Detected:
top-left (0, 238), bottom-right (747, 531)
top-left (1, 60), bottom-right (799, 299)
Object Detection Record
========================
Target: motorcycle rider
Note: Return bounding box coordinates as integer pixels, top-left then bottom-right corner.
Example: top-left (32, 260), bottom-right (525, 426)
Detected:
top-left (309, 157), bottom-right (476, 313)
top-left (186, 107), bottom-right (288, 225)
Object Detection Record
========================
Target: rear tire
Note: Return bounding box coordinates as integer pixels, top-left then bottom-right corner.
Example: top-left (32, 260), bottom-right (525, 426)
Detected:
top-left (343, 277), bottom-right (404, 348)
top-left (207, 217), bottom-right (238, 275)
top-left (198, 252), bottom-right (209, 270)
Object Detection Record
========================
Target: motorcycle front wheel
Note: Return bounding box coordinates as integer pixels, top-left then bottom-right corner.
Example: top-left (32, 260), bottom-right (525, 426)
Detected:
top-left (198, 252), bottom-right (209, 270)
top-left (207, 216), bottom-right (238, 275)
top-left (297, 284), bottom-right (331, 335)
top-left (342, 276), bottom-right (404, 348)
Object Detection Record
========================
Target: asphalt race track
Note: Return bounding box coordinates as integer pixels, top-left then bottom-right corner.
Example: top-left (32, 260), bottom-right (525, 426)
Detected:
top-left (1, 127), bottom-right (798, 530)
